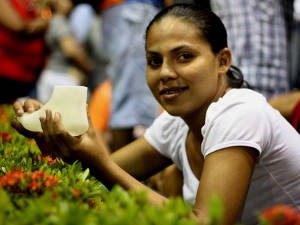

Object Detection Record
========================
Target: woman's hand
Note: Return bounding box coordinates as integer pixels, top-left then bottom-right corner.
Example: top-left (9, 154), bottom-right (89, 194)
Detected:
top-left (13, 98), bottom-right (43, 116)
top-left (11, 99), bottom-right (42, 139)
top-left (39, 109), bottom-right (111, 166)
top-left (11, 99), bottom-right (56, 156)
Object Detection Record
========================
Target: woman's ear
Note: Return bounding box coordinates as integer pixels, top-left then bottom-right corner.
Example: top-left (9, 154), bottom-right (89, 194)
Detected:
top-left (218, 48), bottom-right (232, 74)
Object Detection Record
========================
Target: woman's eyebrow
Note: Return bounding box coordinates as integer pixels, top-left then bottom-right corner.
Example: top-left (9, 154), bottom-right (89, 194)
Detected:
top-left (146, 45), bottom-right (193, 54)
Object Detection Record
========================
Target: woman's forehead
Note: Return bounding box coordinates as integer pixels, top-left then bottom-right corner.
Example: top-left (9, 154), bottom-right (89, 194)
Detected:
top-left (148, 17), bottom-right (197, 38)
top-left (146, 17), bottom-right (200, 45)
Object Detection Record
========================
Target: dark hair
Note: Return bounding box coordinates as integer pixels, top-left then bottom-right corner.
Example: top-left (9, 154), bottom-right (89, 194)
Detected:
top-left (72, 0), bottom-right (101, 10)
top-left (227, 65), bottom-right (251, 89)
top-left (145, 3), bottom-right (245, 88)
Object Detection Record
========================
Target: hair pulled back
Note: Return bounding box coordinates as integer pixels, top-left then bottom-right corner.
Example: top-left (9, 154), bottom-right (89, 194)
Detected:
top-left (145, 3), bottom-right (246, 88)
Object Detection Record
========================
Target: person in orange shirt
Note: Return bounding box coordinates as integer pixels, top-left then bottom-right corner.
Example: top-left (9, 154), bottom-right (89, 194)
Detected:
top-left (88, 80), bottom-right (112, 143)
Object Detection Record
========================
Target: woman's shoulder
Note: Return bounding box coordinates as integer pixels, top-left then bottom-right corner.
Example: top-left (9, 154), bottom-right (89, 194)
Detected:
top-left (202, 89), bottom-right (273, 157)
top-left (208, 88), bottom-right (268, 117)
top-left (222, 88), bottom-right (267, 105)
top-left (144, 111), bottom-right (188, 158)
top-left (146, 111), bottom-right (187, 135)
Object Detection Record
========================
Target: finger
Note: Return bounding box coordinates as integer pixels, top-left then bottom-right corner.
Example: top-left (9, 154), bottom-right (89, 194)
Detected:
top-left (24, 99), bottom-right (43, 113)
top-left (42, 109), bottom-right (69, 149)
top-left (43, 110), bottom-right (79, 160)
top-left (52, 111), bottom-right (80, 146)
top-left (40, 109), bottom-right (61, 143)
top-left (45, 109), bottom-right (55, 136)
top-left (39, 110), bottom-right (51, 142)
top-left (39, 110), bottom-right (62, 157)
top-left (12, 100), bottom-right (25, 116)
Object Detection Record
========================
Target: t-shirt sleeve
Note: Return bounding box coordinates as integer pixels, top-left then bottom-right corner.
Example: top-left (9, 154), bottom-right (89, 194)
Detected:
top-left (144, 112), bottom-right (186, 167)
top-left (202, 102), bottom-right (271, 157)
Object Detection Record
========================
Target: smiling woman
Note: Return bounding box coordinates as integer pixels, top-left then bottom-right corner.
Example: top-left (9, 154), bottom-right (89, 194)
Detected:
top-left (12, 4), bottom-right (300, 225)
top-left (145, 15), bottom-right (231, 118)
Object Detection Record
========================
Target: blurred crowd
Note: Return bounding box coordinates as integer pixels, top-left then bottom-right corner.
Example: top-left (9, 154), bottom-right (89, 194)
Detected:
top-left (1, 0), bottom-right (300, 150)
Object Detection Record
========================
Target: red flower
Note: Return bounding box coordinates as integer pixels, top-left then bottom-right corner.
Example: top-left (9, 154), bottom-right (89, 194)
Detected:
top-left (34, 154), bottom-right (57, 165)
top-left (261, 205), bottom-right (300, 225)
top-left (0, 170), bottom-right (23, 186)
top-left (0, 170), bottom-right (59, 195)
top-left (72, 188), bottom-right (81, 197)
top-left (89, 199), bottom-right (96, 208)
top-left (41, 154), bottom-right (57, 165)
top-left (0, 132), bottom-right (12, 142)
top-left (28, 180), bottom-right (41, 191)
top-left (0, 106), bottom-right (9, 123)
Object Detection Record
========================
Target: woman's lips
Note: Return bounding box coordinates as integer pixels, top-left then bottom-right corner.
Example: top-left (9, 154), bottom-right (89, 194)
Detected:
top-left (159, 86), bottom-right (188, 100)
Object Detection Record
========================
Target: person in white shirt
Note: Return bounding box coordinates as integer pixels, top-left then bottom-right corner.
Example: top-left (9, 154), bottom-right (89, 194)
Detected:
top-left (12, 4), bottom-right (300, 225)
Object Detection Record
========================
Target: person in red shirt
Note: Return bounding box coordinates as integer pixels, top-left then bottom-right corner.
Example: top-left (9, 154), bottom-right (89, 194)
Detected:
top-left (0, 0), bottom-right (49, 104)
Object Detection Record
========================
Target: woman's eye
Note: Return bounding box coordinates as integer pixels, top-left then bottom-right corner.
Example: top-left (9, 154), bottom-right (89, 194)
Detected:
top-left (147, 57), bottom-right (162, 67)
top-left (178, 53), bottom-right (193, 61)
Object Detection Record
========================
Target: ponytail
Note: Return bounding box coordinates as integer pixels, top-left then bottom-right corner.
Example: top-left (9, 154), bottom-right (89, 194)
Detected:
top-left (226, 65), bottom-right (251, 89)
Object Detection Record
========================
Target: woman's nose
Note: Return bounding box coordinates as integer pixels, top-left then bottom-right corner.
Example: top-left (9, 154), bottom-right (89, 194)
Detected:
top-left (159, 61), bottom-right (177, 82)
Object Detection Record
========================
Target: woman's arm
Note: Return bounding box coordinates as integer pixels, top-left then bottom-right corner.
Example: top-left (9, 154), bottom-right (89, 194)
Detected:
top-left (111, 139), bottom-right (173, 180)
top-left (12, 100), bottom-right (172, 181)
top-left (13, 100), bottom-right (173, 206)
top-left (38, 109), bottom-right (172, 206)
top-left (193, 147), bottom-right (258, 225)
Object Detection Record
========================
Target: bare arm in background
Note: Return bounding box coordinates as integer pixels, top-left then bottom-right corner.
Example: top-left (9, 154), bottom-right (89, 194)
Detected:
top-left (59, 35), bottom-right (94, 74)
top-left (0, 0), bottom-right (48, 34)
top-left (268, 90), bottom-right (300, 119)
top-left (164, 0), bottom-right (175, 6)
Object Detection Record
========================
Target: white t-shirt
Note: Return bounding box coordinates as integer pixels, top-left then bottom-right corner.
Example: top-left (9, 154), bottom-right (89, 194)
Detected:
top-left (144, 88), bottom-right (300, 225)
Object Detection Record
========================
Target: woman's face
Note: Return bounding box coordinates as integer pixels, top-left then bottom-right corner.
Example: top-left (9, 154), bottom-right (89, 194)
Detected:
top-left (146, 16), bottom-right (230, 119)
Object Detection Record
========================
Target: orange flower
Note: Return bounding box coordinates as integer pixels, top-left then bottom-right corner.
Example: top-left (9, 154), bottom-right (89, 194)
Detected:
top-left (28, 180), bottom-right (41, 191)
top-left (0, 170), bottom-right (59, 194)
top-left (72, 188), bottom-right (81, 197)
top-left (261, 205), bottom-right (300, 225)
top-left (41, 154), bottom-right (57, 165)
top-left (35, 154), bottom-right (57, 165)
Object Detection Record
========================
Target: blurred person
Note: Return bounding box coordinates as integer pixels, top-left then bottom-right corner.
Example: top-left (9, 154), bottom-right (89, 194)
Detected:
top-left (284, 0), bottom-right (300, 131)
top-left (69, 2), bottom-right (96, 44)
top-left (209, 0), bottom-right (291, 100)
top-left (88, 79), bottom-right (112, 143)
top-left (97, 0), bottom-right (174, 151)
top-left (290, 0), bottom-right (300, 89)
top-left (36, 0), bottom-right (94, 103)
top-left (206, 0), bottom-right (300, 126)
top-left (69, 2), bottom-right (108, 94)
top-left (0, 0), bottom-right (49, 104)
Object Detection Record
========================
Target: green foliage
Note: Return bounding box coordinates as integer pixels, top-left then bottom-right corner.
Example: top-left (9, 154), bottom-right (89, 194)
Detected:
top-left (207, 194), bottom-right (224, 225)
top-left (97, 186), bottom-right (197, 225)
